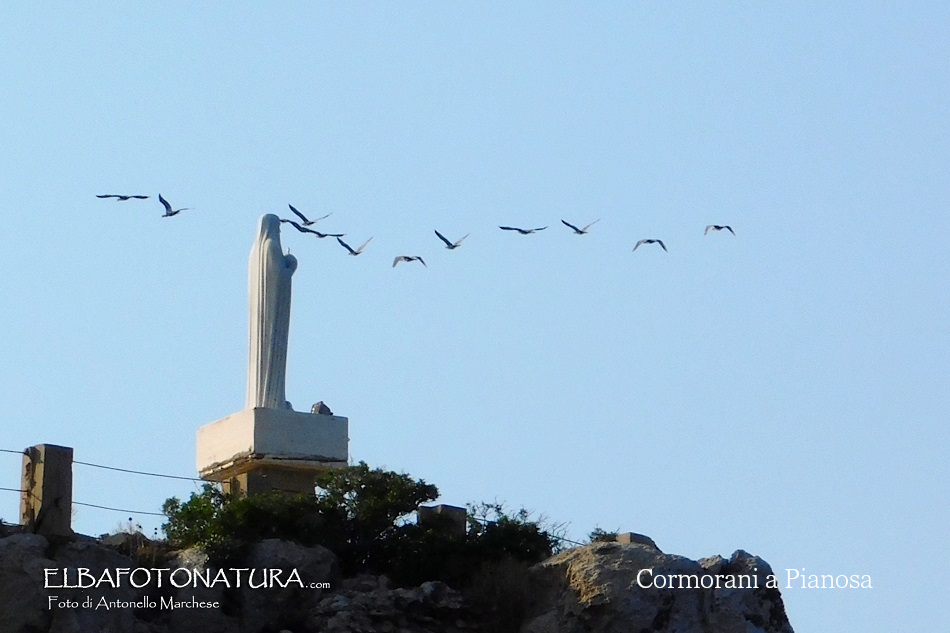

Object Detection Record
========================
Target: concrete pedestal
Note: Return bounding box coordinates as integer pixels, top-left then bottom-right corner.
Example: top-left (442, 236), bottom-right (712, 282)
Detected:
top-left (196, 407), bottom-right (348, 496)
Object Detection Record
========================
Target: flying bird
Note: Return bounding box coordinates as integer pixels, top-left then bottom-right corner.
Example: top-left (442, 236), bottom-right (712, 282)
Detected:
top-left (393, 255), bottom-right (426, 268)
top-left (288, 204), bottom-right (332, 226)
top-left (158, 194), bottom-right (190, 217)
top-left (705, 224), bottom-right (735, 236)
top-left (633, 239), bottom-right (668, 252)
top-left (561, 219), bottom-right (600, 234)
top-left (310, 229), bottom-right (344, 238)
top-left (434, 229), bottom-right (469, 250)
top-left (499, 225), bottom-right (547, 235)
top-left (337, 236), bottom-right (372, 256)
top-left (96, 194), bottom-right (149, 201)
top-left (279, 219), bottom-right (343, 238)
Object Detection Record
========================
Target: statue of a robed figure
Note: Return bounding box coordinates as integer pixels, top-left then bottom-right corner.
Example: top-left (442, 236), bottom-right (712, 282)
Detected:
top-left (246, 214), bottom-right (297, 410)
top-left (196, 213), bottom-right (348, 496)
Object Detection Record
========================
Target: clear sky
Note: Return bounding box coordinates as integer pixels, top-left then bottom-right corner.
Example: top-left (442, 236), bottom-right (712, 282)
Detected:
top-left (1, 3), bottom-right (948, 631)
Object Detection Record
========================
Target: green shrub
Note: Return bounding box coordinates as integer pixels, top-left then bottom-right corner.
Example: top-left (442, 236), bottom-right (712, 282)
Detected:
top-left (162, 464), bottom-right (559, 590)
top-left (312, 461), bottom-right (439, 573)
top-left (588, 526), bottom-right (619, 543)
top-left (468, 501), bottom-right (562, 559)
top-left (162, 485), bottom-right (230, 554)
top-left (163, 462), bottom-right (438, 569)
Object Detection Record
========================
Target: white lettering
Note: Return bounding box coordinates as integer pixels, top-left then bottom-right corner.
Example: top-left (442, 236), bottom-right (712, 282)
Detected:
top-left (44, 569), bottom-right (62, 588)
top-left (230, 568), bottom-right (249, 588)
top-left (248, 569), bottom-right (267, 589)
top-left (785, 568), bottom-right (801, 588)
top-left (170, 568), bottom-right (192, 588)
top-left (150, 567), bottom-right (170, 587)
top-left (130, 568), bottom-right (151, 588)
top-left (284, 568), bottom-right (303, 587)
top-left (637, 568), bottom-right (654, 588)
top-left (77, 568), bottom-right (96, 589)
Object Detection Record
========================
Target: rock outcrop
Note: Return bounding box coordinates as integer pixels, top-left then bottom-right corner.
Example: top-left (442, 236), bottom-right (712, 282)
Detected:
top-left (0, 530), bottom-right (794, 633)
top-left (0, 533), bottom-right (56, 633)
top-left (523, 541), bottom-right (794, 633)
top-left (305, 575), bottom-right (469, 633)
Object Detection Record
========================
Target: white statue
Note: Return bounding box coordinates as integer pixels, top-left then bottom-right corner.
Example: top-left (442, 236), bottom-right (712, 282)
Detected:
top-left (246, 214), bottom-right (297, 410)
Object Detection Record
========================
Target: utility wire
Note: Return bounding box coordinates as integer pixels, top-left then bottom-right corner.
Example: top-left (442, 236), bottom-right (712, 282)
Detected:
top-left (73, 460), bottom-right (205, 482)
top-left (3, 447), bottom-right (204, 482)
top-left (3, 447), bottom-right (191, 518)
top-left (4, 486), bottom-right (167, 518)
top-left (9, 447), bottom-right (588, 541)
top-left (72, 501), bottom-right (166, 517)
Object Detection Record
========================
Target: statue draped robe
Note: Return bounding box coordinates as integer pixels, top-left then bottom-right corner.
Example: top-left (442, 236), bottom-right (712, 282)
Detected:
top-left (246, 214), bottom-right (297, 409)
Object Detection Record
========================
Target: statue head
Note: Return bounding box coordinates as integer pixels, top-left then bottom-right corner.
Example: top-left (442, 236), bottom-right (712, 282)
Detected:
top-left (257, 213), bottom-right (281, 241)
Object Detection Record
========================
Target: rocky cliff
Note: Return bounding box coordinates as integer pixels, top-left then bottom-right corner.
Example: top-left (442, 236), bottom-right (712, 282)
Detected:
top-left (0, 530), bottom-right (794, 633)
top-left (523, 542), bottom-right (794, 633)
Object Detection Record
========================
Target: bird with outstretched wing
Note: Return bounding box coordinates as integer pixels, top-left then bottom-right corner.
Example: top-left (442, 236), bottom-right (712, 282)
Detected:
top-left (393, 255), bottom-right (426, 268)
top-left (704, 225), bottom-right (735, 236)
top-left (337, 236), bottom-right (372, 256)
top-left (633, 239), bottom-right (667, 252)
top-left (288, 204), bottom-right (331, 226)
top-left (499, 225), bottom-right (547, 235)
top-left (159, 194), bottom-right (190, 217)
top-left (434, 229), bottom-right (469, 249)
top-left (280, 219), bottom-right (344, 238)
top-left (561, 219), bottom-right (599, 234)
top-left (97, 194), bottom-right (150, 201)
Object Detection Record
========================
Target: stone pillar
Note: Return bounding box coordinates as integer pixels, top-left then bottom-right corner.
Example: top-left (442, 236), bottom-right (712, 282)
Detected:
top-left (20, 444), bottom-right (73, 537)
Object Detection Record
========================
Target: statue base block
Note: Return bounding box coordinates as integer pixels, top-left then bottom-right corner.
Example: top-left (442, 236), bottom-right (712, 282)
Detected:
top-left (196, 407), bottom-right (348, 495)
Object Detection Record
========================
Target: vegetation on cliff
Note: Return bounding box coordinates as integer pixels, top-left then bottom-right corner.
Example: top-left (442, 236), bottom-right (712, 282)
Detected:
top-left (162, 462), bottom-right (559, 590)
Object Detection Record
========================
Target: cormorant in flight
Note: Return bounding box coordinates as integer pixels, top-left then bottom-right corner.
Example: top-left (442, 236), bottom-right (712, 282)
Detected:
top-left (393, 255), bottom-right (426, 268)
top-left (337, 236), bottom-right (372, 256)
top-left (159, 194), bottom-right (190, 217)
top-left (434, 229), bottom-right (469, 249)
top-left (561, 219), bottom-right (600, 234)
top-left (499, 225), bottom-right (547, 235)
top-left (633, 239), bottom-right (667, 252)
top-left (289, 204), bottom-right (331, 226)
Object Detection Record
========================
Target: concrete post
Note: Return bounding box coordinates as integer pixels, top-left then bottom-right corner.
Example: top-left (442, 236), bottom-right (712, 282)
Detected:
top-left (418, 504), bottom-right (467, 538)
top-left (20, 444), bottom-right (73, 537)
top-left (615, 532), bottom-right (659, 550)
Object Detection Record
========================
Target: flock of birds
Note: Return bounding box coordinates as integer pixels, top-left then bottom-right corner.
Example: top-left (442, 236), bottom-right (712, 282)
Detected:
top-left (96, 195), bottom-right (735, 267)
top-left (97, 193), bottom-right (190, 217)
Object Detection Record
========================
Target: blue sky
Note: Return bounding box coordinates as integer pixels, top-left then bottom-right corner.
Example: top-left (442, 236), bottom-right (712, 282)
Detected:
top-left (1, 3), bottom-right (948, 631)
